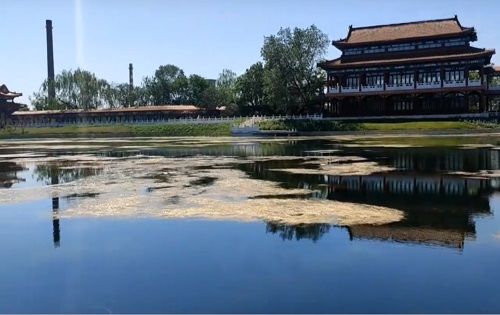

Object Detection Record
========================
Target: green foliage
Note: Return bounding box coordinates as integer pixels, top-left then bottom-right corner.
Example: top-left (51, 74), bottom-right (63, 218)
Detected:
top-left (29, 25), bottom-right (330, 116)
top-left (236, 62), bottom-right (265, 114)
top-left (261, 25), bottom-right (329, 114)
top-left (258, 119), bottom-right (361, 132)
top-left (30, 68), bottom-right (111, 110)
top-left (131, 123), bottom-right (233, 136)
top-left (461, 119), bottom-right (500, 129)
top-left (361, 121), bottom-right (482, 131)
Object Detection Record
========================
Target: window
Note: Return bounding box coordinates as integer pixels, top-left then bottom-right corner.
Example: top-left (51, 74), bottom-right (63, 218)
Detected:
top-left (346, 76), bottom-right (359, 87)
top-left (389, 72), bottom-right (413, 85)
top-left (364, 46), bottom-right (385, 54)
top-left (419, 71), bottom-right (440, 83)
top-left (422, 99), bottom-right (438, 111)
top-left (366, 75), bottom-right (384, 86)
top-left (387, 43), bottom-right (415, 52)
top-left (394, 101), bottom-right (413, 111)
top-left (444, 41), bottom-right (466, 47)
top-left (344, 49), bottom-right (362, 56)
top-left (418, 43), bottom-right (442, 49)
top-left (444, 69), bottom-right (464, 81)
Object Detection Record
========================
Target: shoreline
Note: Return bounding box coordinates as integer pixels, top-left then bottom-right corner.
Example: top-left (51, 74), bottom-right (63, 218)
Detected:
top-left (1, 128), bottom-right (500, 141)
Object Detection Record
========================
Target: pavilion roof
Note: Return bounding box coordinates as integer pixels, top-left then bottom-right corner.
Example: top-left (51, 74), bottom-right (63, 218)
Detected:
top-left (318, 47), bottom-right (495, 70)
top-left (0, 84), bottom-right (22, 99)
top-left (333, 16), bottom-right (475, 48)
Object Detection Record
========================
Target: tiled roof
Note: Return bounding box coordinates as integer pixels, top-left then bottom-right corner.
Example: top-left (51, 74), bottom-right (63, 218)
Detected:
top-left (319, 47), bottom-right (495, 69)
top-left (12, 105), bottom-right (205, 116)
top-left (0, 84), bottom-right (22, 99)
top-left (334, 16), bottom-right (473, 46)
top-left (349, 225), bottom-right (470, 249)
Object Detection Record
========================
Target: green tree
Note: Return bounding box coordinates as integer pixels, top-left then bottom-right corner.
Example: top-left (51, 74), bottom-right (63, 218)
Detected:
top-left (216, 69), bottom-right (238, 106)
top-left (30, 68), bottom-right (110, 110)
top-left (199, 85), bottom-right (222, 110)
top-left (186, 74), bottom-right (211, 105)
top-left (147, 64), bottom-right (187, 105)
top-left (235, 62), bottom-right (265, 114)
top-left (261, 25), bottom-right (329, 114)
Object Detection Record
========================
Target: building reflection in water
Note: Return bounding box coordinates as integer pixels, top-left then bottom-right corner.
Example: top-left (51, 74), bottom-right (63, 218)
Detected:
top-left (3, 143), bottom-right (500, 251)
top-left (0, 161), bottom-right (27, 188)
top-left (241, 146), bottom-right (500, 251)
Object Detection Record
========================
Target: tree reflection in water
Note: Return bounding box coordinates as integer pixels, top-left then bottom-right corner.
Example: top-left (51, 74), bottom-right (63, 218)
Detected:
top-left (32, 162), bottom-right (103, 186)
top-left (266, 222), bottom-right (332, 242)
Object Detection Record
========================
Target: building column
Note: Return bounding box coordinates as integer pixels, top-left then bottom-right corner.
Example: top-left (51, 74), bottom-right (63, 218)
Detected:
top-left (360, 73), bottom-right (366, 92)
top-left (480, 92), bottom-right (486, 112)
top-left (440, 67), bottom-right (445, 88)
top-left (465, 66), bottom-right (469, 87)
top-left (465, 93), bottom-right (470, 112)
top-left (413, 69), bottom-right (418, 89)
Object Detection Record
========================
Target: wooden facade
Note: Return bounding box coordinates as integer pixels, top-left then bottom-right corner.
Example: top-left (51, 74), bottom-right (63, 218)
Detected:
top-left (318, 16), bottom-right (500, 117)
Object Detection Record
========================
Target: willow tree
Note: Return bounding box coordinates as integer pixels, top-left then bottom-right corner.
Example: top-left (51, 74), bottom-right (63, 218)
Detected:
top-left (30, 68), bottom-right (111, 110)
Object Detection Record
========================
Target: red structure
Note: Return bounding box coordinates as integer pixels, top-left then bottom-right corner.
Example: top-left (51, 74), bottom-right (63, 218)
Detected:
top-left (318, 16), bottom-right (500, 117)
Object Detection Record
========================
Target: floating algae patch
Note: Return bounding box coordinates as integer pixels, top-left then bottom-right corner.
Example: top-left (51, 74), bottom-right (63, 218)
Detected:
top-left (271, 160), bottom-right (395, 176)
top-left (0, 154), bottom-right (404, 226)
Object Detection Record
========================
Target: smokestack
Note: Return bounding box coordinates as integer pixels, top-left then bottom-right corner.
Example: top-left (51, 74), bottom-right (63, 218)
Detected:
top-left (46, 20), bottom-right (56, 103)
top-left (129, 63), bottom-right (134, 87)
top-left (129, 63), bottom-right (134, 107)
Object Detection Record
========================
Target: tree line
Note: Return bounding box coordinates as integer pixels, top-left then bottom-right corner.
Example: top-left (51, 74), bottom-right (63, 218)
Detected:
top-left (30, 25), bottom-right (329, 115)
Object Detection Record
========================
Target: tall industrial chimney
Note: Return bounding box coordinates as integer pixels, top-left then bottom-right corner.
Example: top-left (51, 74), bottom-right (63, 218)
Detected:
top-left (129, 63), bottom-right (134, 107)
top-left (129, 63), bottom-right (134, 87)
top-left (46, 20), bottom-right (56, 103)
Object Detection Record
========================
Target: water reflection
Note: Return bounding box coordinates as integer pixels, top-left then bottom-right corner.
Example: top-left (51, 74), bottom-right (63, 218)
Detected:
top-left (0, 161), bottom-right (27, 188)
top-left (239, 146), bottom-right (500, 251)
top-left (33, 163), bottom-right (102, 186)
top-left (2, 142), bottom-right (500, 253)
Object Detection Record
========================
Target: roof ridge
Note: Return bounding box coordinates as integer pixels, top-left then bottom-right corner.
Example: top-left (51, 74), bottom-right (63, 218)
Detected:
top-left (349, 16), bottom-right (462, 31)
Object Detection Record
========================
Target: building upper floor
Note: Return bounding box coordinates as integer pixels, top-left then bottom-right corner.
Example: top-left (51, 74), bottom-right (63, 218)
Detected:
top-left (318, 16), bottom-right (498, 95)
top-left (324, 65), bottom-right (500, 94)
top-left (330, 16), bottom-right (479, 57)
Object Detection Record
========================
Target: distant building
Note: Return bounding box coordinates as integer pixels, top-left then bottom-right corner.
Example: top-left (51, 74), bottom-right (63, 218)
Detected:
top-left (0, 84), bottom-right (23, 117)
top-left (318, 16), bottom-right (500, 117)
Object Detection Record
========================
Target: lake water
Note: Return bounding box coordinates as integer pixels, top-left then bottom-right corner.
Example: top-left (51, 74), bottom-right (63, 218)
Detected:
top-left (1, 136), bottom-right (500, 314)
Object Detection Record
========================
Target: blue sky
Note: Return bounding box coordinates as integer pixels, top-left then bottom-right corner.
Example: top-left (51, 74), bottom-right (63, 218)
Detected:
top-left (2, 0), bottom-right (499, 104)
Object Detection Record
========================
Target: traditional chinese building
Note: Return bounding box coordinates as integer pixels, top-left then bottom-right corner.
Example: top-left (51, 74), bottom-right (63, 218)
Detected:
top-left (318, 16), bottom-right (500, 118)
top-left (0, 85), bottom-right (23, 118)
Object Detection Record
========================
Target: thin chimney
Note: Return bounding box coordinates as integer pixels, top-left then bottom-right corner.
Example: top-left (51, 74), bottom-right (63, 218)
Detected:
top-left (46, 20), bottom-right (56, 103)
top-left (129, 63), bottom-right (134, 87)
top-left (128, 63), bottom-right (134, 107)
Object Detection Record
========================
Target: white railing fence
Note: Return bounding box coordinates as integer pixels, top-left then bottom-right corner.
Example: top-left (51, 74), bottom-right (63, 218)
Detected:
top-left (12, 113), bottom-right (324, 129)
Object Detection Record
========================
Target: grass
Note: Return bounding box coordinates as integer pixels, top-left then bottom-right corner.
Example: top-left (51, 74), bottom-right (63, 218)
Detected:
top-left (0, 123), bottom-right (236, 139)
top-left (361, 121), bottom-right (481, 131)
top-left (0, 119), bottom-right (498, 139)
top-left (258, 119), bottom-right (490, 132)
top-left (351, 136), bottom-right (500, 147)
top-left (258, 120), bottom-right (362, 132)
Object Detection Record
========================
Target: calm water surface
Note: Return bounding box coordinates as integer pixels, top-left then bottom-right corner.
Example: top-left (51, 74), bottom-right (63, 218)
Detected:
top-left (1, 137), bottom-right (500, 314)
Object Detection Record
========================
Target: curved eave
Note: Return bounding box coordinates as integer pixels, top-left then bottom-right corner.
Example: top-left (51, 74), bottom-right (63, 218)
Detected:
top-left (332, 29), bottom-right (476, 50)
top-left (0, 92), bottom-right (22, 99)
top-left (319, 49), bottom-right (495, 70)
